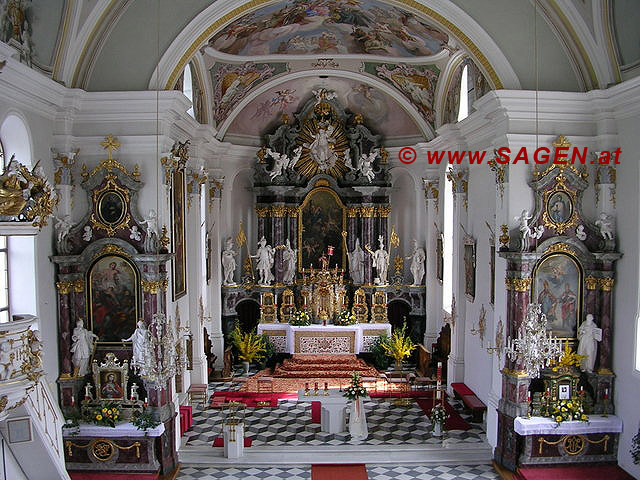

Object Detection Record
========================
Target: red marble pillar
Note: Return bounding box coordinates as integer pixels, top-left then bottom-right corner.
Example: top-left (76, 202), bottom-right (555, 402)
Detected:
top-left (598, 277), bottom-right (614, 371)
top-left (56, 281), bottom-right (73, 375)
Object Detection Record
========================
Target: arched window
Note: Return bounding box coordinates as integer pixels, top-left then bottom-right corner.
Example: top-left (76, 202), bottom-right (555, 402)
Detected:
top-left (0, 114), bottom-right (32, 166)
top-left (457, 65), bottom-right (470, 122)
top-left (442, 170), bottom-right (454, 313)
top-left (636, 315), bottom-right (640, 372)
top-left (183, 64), bottom-right (195, 119)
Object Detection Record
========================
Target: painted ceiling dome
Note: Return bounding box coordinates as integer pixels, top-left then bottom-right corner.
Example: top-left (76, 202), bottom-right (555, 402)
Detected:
top-left (204, 0), bottom-right (450, 58)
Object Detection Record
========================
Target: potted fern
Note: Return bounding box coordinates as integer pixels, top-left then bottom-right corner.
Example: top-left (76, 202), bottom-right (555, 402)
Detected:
top-left (381, 322), bottom-right (416, 371)
top-left (230, 323), bottom-right (267, 374)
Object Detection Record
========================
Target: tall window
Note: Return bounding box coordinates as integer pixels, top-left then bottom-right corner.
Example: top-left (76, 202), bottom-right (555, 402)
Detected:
top-left (457, 65), bottom-right (469, 122)
top-left (0, 236), bottom-right (9, 323)
top-left (636, 315), bottom-right (640, 372)
top-left (442, 171), bottom-right (453, 313)
top-left (183, 64), bottom-right (194, 119)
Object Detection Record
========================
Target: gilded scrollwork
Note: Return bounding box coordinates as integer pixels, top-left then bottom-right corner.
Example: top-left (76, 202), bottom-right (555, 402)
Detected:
top-left (542, 175), bottom-right (579, 235)
top-left (533, 136), bottom-right (589, 181)
top-left (141, 278), bottom-right (168, 294)
top-left (81, 135), bottom-right (140, 182)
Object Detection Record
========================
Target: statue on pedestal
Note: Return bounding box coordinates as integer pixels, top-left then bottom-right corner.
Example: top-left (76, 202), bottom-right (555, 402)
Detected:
top-left (515, 209), bottom-right (533, 251)
top-left (595, 213), bottom-right (614, 241)
top-left (251, 236), bottom-right (275, 285)
top-left (122, 321), bottom-right (149, 373)
top-left (282, 239), bottom-right (297, 284)
top-left (577, 314), bottom-right (602, 373)
top-left (369, 235), bottom-right (389, 285)
top-left (70, 320), bottom-right (98, 377)
top-left (348, 238), bottom-right (365, 285)
top-left (221, 238), bottom-right (238, 285)
top-left (406, 239), bottom-right (426, 285)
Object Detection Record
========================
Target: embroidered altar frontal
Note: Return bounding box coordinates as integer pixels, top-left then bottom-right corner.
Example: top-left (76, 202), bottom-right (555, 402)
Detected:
top-left (258, 324), bottom-right (391, 354)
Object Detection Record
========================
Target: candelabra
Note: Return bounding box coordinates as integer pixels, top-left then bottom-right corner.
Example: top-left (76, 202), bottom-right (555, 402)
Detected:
top-left (141, 313), bottom-right (177, 390)
top-left (505, 304), bottom-right (562, 378)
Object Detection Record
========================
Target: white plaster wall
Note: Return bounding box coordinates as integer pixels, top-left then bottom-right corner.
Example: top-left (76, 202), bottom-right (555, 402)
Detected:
top-left (611, 113), bottom-right (640, 479)
top-left (0, 438), bottom-right (28, 480)
top-left (389, 168), bottom-right (419, 283)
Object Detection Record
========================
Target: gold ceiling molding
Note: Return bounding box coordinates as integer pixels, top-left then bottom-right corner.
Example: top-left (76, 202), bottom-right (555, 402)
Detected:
top-left (163, 0), bottom-right (504, 91)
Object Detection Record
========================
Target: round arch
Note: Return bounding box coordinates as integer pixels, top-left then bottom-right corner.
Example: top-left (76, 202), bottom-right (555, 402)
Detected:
top-left (0, 112), bottom-right (33, 166)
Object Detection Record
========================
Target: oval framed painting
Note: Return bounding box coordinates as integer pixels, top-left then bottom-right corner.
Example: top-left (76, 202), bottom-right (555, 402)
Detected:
top-left (546, 190), bottom-right (573, 225)
top-left (97, 190), bottom-right (126, 226)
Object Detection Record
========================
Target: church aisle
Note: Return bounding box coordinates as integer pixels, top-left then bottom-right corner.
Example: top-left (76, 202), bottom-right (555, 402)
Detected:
top-left (176, 463), bottom-right (499, 479)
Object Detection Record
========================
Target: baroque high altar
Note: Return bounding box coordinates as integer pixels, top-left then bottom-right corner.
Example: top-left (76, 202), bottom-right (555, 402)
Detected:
top-left (221, 89), bottom-right (426, 330)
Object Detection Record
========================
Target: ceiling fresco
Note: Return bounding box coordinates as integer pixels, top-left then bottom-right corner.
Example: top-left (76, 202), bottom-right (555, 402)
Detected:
top-left (205, 0), bottom-right (450, 57)
top-left (224, 76), bottom-right (422, 140)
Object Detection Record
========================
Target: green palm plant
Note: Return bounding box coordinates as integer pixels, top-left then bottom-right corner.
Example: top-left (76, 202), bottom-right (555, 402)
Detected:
top-left (381, 322), bottom-right (416, 371)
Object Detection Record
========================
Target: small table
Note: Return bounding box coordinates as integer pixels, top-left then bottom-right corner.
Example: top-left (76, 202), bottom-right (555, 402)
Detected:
top-left (298, 388), bottom-right (349, 434)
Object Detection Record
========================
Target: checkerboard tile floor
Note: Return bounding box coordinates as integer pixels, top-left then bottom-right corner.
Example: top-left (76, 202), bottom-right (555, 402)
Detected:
top-left (176, 464), bottom-right (498, 480)
top-left (184, 391), bottom-right (485, 447)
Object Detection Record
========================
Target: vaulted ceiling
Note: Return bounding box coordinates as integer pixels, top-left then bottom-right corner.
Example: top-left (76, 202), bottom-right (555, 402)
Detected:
top-left (28, 0), bottom-right (638, 144)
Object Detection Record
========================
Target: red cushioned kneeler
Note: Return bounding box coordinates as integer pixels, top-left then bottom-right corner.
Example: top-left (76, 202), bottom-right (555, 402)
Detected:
top-left (311, 401), bottom-right (321, 423)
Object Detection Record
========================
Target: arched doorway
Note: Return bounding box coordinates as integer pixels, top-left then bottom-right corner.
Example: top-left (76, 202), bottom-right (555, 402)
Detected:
top-left (235, 299), bottom-right (260, 332)
top-left (387, 299), bottom-right (411, 332)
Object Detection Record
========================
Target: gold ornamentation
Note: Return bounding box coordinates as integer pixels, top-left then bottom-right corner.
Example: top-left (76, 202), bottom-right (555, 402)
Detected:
top-left (90, 176), bottom-right (131, 236)
top-left (499, 224), bottom-right (510, 250)
top-left (585, 275), bottom-right (598, 290)
top-left (141, 278), bottom-right (168, 294)
top-left (537, 434), bottom-right (609, 455)
top-left (423, 178), bottom-right (439, 212)
top-left (542, 175), bottom-right (579, 234)
top-left (315, 179), bottom-right (330, 187)
top-left (501, 368), bottom-right (528, 377)
top-left (378, 146), bottom-right (388, 164)
top-left (446, 168), bottom-right (469, 209)
top-left (293, 330), bottom-right (356, 354)
top-left (393, 255), bottom-right (404, 276)
top-left (376, 206), bottom-right (391, 217)
top-left (599, 277), bottom-right (614, 291)
top-left (82, 135), bottom-right (140, 181)
top-left (159, 225), bottom-right (170, 248)
top-left (544, 243), bottom-right (576, 256)
top-left (533, 136), bottom-right (589, 180)
top-left (505, 277), bottom-right (531, 292)
top-left (471, 304), bottom-right (486, 345)
top-left (487, 317), bottom-right (504, 358)
top-left (73, 279), bottom-right (84, 293)
top-left (488, 151), bottom-right (507, 202)
top-left (66, 439), bottom-right (141, 461)
top-left (56, 281), bottom-right (73, 294)
top-left (256, 146), bottom-right (267, 164)
top-left (93, 244), bottom-right (129, 259)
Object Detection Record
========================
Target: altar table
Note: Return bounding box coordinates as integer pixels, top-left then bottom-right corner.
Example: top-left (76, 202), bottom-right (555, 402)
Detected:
top-left (298, 389), bottom-right (350, 433)
top-left (258, 323), bottom-right (391, 354)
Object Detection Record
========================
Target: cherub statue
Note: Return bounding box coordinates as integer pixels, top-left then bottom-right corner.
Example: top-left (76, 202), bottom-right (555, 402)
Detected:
top-left (0, 342), bottom-right (12, 381)
top-left (129, 225), bottom-right (142, 241)
top-left (515, 209), bottom-right (533, 251)
top-left (55, 214), bottom-right (73, 252)
top-left (141, 209), bottom-right (159, 252)
top-left (357, 149), bottom-right (378, 182)
top-left (82, 225), bottom-right (93, 242)
top-left (595, 213), bottom-right (614, 240)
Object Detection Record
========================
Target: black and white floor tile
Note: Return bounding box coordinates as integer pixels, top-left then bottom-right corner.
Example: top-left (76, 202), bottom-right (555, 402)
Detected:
top-left (176, 464), bottom-right (499, 480)
top-left (184, 395), bottom-right (485, 447)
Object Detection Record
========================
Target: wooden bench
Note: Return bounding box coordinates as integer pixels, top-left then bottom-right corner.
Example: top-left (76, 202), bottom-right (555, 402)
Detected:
top-left (187, 383), bottom-right (209, 406)
top-left (462, 394), bottom-right (487, 423)
top-left (451, 382), bottom-right (474, 399)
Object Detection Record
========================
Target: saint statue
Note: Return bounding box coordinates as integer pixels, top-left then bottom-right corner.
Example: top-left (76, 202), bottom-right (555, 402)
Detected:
top-left (406, 239), bottom-right (426, 285)
top-left (305, 125), bottom-right (338, 171)
top-left (221, 238), bottom-right (237, 285)
top-left (369, 235), bottom-right (389, 285)
top-left (348, 238), bottom-right (365, 285)
top-left (70, 319), bottom-right (98, 377)
top-left (577, 314), bottom-right (602, 373)
top-left (121, 320), bottom-right (149, 373)
top-left (141, 209), bottom-right (159, 252)
top-left (515, 209), bottom-right (533, 251)
top-left (251, 236), bottom-right (275, 285)
top-left (55, 214), bottom-right (73, 253)
top-left (281, 238), bottom-right (297, 284)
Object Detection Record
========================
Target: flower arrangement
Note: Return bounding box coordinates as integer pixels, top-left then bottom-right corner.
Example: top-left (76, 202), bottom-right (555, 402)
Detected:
top-left (552, 341), bottom-right (586, 373)
top-left (381, 322), bottom-right (416, 370)
top-left (343, 372), bottom-right (367, 400)
top-left (230, 322), bottom-right (267, 363)
top-left (430, 404), bottom-right (448, 431)
top-left (90, 403), bottom-right (120, 427)
top-left (334, 310), bottom-right (357, 326)
top-left (289, 310), bottom-right (311, 326)
top-left (131, 409), bottom-right (161, 432)
top-left (549, 398), bottom-right (588, 424)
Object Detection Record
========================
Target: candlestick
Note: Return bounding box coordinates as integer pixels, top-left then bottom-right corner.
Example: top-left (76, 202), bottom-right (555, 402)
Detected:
top-left (144, 397), bottom-right (148, 407)
top-left (71, 395), bottom-right (75, 406)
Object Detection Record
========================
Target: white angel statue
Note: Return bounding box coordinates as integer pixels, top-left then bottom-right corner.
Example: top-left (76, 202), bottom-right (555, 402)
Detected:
top-left (595, 213), bottom-right (614, 240)
top-left (515, 209), bottom-right (533, 251)
top-left (356, 149), bottom-right (378, 182)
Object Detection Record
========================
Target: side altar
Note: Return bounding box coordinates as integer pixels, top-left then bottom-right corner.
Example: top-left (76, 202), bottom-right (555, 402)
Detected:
top-left (221, 89), bottom-right (426, 339)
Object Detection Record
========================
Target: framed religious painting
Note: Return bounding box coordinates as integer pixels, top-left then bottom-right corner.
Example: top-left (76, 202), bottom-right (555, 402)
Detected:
top-left (532, 252), bottom-right (583, 339)
top-left (436, 234), bottom-right (444, 283)
top-left (298, 186), bottom-right (346, 271)
top-left (172, 169), bottom-right (187, 299)
top-left (87, 253), bottom-right (140, 344)
top-left (90, 178), bottom-right (131, 236)
top-left (464, 239), bottom-right (476, 301)
top-left (93, 353), bottom-right (129, 402)
top-left (542, 178), bottom-right (579, 234)
top-left (489, 244), bottom-right (495, 305)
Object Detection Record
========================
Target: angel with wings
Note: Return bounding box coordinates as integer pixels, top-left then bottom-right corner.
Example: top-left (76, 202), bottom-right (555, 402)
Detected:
top-left (266, 146), bottom-right (301, 181)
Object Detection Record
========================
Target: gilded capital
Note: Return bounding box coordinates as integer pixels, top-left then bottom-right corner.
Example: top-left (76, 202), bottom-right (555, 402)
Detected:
top-left (585, 276), bottom-right (598, 290)
top-left (599, 277), bottom-right (614, 292)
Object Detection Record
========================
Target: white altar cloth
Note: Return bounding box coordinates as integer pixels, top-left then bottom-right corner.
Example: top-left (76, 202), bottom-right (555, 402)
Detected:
top-left (71, 422), bottom-right (165, 437)
top-left (258, 323), bottom-right (391, 354)
top-left (514, 415), bottom-right (622, 436)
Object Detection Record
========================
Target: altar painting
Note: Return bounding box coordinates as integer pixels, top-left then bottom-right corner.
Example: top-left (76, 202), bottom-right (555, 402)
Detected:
top-left (88, 255), bottom-right (139, 343)
top-left (298, 188), bottom-right (346, 271)
top-left (172, 169), bottom-right (187, 299)
top-left (532, 253), bottom-right (582, 339)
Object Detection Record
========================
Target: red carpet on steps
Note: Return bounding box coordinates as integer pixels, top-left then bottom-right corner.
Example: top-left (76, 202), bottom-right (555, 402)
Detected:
top-left (518, 465), bottom-right (635, 480)
top-left (416, 398), bottom-right (471, 431)
top-left (312, 464), bottom-right (368, 480)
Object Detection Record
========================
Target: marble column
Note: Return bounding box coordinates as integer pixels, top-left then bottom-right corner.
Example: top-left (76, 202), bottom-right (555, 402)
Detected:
top-left (208, 180), bottom-right (225, 369)
top-left (423, 177), bottom-right (440, 350)
top-left (362, 206), bottom-right (374, 284)
top-left (447, 168), bottom-right (467, 385)
top-left (598, 277), bottom-right (614, 372)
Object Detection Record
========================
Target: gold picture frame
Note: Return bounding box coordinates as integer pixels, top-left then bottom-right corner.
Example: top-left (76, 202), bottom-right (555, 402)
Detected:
top-left (90, 178), bottom-right (131, 237)
top-left (172, 169), bottom-right (187, 300)
top-left (542, 176), bottom-right (579, 234)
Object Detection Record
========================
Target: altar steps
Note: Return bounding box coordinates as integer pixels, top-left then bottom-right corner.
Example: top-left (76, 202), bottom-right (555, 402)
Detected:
top-left (272, 354), bottom-right (380, 379)
top-left (177, 442), bottom-right (493, 467)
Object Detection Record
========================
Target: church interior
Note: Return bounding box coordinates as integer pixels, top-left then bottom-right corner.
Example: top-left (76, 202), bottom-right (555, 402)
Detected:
top-left (0, 1), bottom-right (639, 479)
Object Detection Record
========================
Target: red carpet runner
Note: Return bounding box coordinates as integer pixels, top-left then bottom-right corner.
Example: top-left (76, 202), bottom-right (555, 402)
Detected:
top-left (416, 397), bottom-right (471, 431)
top-left (312, 464), bottom-right (368, 480)
top-left (518, 465), bottom-right (635, 480)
